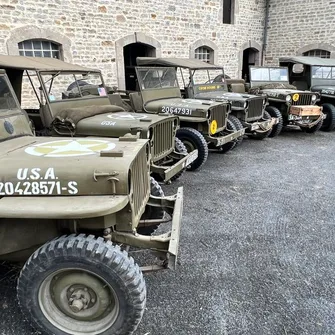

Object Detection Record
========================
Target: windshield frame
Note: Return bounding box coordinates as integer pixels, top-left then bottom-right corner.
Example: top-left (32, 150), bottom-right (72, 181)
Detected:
top-left (37, 70), bottom-right (107, 104)
top-left (249, 66), bottom-right (289, 83)
top-left (0, 73), bottom-right (22, 111)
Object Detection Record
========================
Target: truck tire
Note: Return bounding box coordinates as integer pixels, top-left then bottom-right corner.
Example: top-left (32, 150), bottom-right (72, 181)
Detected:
top-left (248, 111), bottom-right (272, 140)
top-left (17, 234), bottom-right (146, 335)
top-left (176, 127), bottom-right (208, 171)
top-left (138, 177), bottom-right (164, 235)
top-left (229, 114), bottom-right (244, 146)
top-left (321, 103), bottom-right (335, 131)
top-left (300, 117), bottom-right (323, 134)
top-left (217, 118), bottom-right (237, 153)
top-left (266, 106), bottom-right (283, 137)
top-left (152, 138), bottom-right (187, 183)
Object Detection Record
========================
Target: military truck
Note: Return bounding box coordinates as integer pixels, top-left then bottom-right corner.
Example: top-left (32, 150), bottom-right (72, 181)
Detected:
top-left (113, 65), bottom-right (245, 168)
top-left (136, 57), bottom-right (278, 141)
top-left (239, 66), bottom-right (324, 134)
top-left (0, 68), bottom-right (183, 334)
top-left (279, 56), bottom-right (335, 131)
top-left (0, 54), bottom-right (198, 183)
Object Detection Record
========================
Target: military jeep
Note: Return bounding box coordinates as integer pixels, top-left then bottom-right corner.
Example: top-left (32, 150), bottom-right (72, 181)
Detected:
top-left (279, 56), bottom-right (335, 131)
top-left (245, 66), bottom-right (324, 134)
top-left (136, 57), bottom-right (278, 141)
top-left (0, 54), bottom-right (197, 183)
top-left (0, 68), bottom-right (183, 334)
top-left (115, 65), bottom-right (245, 170)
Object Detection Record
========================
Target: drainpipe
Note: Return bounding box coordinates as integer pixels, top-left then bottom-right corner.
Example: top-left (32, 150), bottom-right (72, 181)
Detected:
top-left (262, 0), bottom-right (270, 65)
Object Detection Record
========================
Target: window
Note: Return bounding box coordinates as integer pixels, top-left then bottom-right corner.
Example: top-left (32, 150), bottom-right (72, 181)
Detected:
top-left (195, 46), bottom-right (213, 64)
top-left (222, 0), bottom-right (234, 24)
top-left (18, 40), bottom-right (61, 59)
top-left (303, 49), bottom-right (331, 58)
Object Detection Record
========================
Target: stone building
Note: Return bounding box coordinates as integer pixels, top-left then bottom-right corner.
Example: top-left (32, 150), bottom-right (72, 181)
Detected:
top-left (0, 0), bottom-right (332, 92)
top-left (0, 0), bottom-right (266, 91)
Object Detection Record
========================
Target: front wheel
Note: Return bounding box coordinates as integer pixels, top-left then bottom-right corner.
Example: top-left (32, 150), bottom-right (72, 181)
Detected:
top-left (266, 105), bottom-right (283, 138)
top-left (216, 118), bottom-right (237, 153)
top-left (300, 118), bottom-right (323, 133)
top-left (247, 110), bottom-right (272, 140)
top-left (17, 235), bottom-right (146, 335)
top-left (176, 127), bottom-right (208, 171)
top-left (321, 103), bottom-right (335, 131)
top-left (228, 115), bottom-right (244, 146)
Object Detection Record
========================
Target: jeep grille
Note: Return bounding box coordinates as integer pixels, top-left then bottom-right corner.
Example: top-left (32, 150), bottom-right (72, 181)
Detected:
top-left (210, 105), bottom-right (227, 132)
top-left (151, 120), bottom-right (175, 162)
top-left (291, 93), bottom-right (313, 106)
top-left (247, 97), bottom-right (264, 120)
top-left (131, 145), bottom-right (150, 221)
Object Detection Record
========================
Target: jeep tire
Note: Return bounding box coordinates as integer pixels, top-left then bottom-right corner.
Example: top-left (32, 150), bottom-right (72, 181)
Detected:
top-left (248, 110), bottom-right (272, 140)
top-left (321, 103), bottom-right (335, 132)
top-left (17, 234), bottom-right (146, 335)
top-left (229, 114), bottom-right (244, 146)
top-left (138, 177), bottom-right (164, 235)
top-left (176, 127), bottom-right (208, 171)
top-left (266, 106), bottom-right (283, 137)
top-left (217, 118), bottom-right (237, 153)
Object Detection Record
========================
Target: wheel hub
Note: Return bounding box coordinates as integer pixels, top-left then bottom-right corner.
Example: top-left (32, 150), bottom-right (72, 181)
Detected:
top-left (68, 287), bottom-right (94, 313)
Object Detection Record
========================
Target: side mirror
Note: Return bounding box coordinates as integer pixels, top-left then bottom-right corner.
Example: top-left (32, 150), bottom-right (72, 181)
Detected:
top-left (292, 64), bottom-right (304, 74)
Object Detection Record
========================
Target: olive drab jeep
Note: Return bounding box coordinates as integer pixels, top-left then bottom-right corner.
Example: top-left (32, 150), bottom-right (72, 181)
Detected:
top-left (279, 56), bottom-right (335, 132)
top-left (245, 66), bottom-right (324, 135)
top-left (115, 66), bottom-right (245, 169)
top-left (136, 57), bottom-right (278, 142)
top-left (0, 68), bottom-right (184, 334)
top-left (0, 54), bottom-right (198, 184)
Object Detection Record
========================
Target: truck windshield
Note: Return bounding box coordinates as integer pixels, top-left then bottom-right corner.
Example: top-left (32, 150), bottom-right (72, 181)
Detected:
top-left (40, 72), bottom-right (106, 102)
top-left (192, 69), bottom-right (225, 85)
top-left (137, 68), bottom-right (179, 90)
top-left (312, 66), bottom-right (335, 79)
top-left (250, 67), bottom-right (289, 82)
top-left (0, 75), bottom-right (20, 110)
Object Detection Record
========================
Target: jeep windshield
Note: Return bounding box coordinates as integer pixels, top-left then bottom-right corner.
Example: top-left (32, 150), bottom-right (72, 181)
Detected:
top-left (311, 66), bottom-right (335, 80)
top-left (250, 67), bottom-right (289, 83)
top-left (39, 71), bottom-right (106, 102)
top-left (136, 68), bottom-right (179, 90)
top-left (0, 75), bottom-right (21, 111)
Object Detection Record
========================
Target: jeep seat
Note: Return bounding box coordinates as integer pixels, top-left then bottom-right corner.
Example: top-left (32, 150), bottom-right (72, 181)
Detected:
top-left (226, 79), bottom-right (247, 93)
top-left (129, 92), bottom-right (144, 112)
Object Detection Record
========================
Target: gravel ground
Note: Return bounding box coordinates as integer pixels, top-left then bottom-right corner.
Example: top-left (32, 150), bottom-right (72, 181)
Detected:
top-left (1, 128), bottom-right (335, 335)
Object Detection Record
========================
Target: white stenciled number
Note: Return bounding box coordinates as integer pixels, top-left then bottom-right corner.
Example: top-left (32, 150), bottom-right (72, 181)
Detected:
top-left (68, 181), bottom-right (78, 194)
top-left (39, 181), bottom-right (48, 195)
top-left (31, 182), bottom-right (40, 195)
top-left (23, 182), bottom-right (32, 195)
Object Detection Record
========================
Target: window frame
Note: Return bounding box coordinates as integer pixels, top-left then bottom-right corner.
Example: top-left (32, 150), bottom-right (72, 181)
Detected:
top-left (194, 46), bottom-right (214, 64)
top-left (222, 0), bottom-right (235, 25)
top-left (303, 49), bottom-right (331, 59)
top-left (18, 39), bottom-right (62, 59)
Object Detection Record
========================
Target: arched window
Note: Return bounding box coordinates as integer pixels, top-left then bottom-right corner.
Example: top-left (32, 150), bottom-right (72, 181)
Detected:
top-left (18, 40), bottom-right (61, 59)
top-left (303, 49), bottom-right (331, 58)
top-left (194, 46), bottom-right (214, 64)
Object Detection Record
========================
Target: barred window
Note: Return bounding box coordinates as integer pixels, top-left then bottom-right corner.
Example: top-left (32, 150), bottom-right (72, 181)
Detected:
top-left (18, 40), bottom-right (61, 59)
top-left (303, 49), bottom-right (331, 58)
top-left (195, 46), bottom-right (213, 64)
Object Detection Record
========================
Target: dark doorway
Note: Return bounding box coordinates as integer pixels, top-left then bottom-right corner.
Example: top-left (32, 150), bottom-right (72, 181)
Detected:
top-left (124, 43), bottom-right (156, 91)
top-left (242, 48), bottom-right (260, 82)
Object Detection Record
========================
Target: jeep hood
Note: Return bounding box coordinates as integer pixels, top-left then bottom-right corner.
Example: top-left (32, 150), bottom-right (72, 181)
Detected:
top-left (75, 111), bottom-right (176, 137)
top-left (195, 91), bottom-right (254, 102)
top-left (144, 97), bottom-right (224, 118)
top-left (0, 136), bottom-right (147, 196)
top-left (311, 85), bottom-right (335, 96)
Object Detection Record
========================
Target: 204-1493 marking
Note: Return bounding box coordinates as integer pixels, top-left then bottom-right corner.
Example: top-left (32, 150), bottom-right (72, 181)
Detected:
top-left (162, 106), bottom-right (192, 115)
top-left (0, 167), bottom-right (79, 196)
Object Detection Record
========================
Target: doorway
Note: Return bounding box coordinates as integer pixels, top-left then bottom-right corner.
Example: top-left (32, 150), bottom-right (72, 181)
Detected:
top-left (242, 48), bottom-right (260, 82)
top-left (123, 43), bottom-right (156, 91)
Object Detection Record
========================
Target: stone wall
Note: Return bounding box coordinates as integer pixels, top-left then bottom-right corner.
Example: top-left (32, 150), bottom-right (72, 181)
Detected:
top-left (0, 0), bottom-right (266, 90)
top-left (265, 0), bottom-right (335, 65)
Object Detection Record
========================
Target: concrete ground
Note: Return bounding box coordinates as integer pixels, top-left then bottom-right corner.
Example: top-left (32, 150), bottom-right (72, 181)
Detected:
top-left (1, 128), bottom-right (334, 335)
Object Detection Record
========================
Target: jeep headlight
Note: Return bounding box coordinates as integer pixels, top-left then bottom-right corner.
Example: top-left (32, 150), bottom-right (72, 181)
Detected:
top-left (311, 94), bottom-right (317, 102)
top-left (286, 95), bottom-right (292, 102)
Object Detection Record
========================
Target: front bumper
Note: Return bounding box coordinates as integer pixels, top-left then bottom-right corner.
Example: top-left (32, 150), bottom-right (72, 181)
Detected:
top-left (112, 186), bottom-right (184, 271)
top-left (151, 149), bottom-right (198, 183)
top-left (288, 105), bottom-right (325, 128)
top-left (205, 128), bottom-right (245, 146)
top-left (244, 117), bottom-right (278, 133)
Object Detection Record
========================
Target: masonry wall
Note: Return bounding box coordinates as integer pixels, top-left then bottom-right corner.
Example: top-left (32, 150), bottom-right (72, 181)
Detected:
top-left (0, 0), bottom-right (266, 90)
top-left (265, 0), bottom-right (335, 65)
